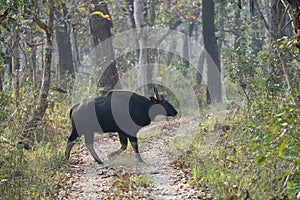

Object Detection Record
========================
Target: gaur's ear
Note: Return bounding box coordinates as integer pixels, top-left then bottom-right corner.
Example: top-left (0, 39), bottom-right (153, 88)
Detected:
top-left (150, 97), bottom-right (157, 103)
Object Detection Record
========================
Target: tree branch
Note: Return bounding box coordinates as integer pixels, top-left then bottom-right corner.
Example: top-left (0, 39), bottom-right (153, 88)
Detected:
top-left (155, 16), bottom-right (182, 47)
top-left (0, 7), bottom-right (10, 23)
top-left (33, 14), bottom-right (50, 35)
top-left (279, 3), bottom-right (290, 35)
top-left (252, 0), bottom-right (271, 34)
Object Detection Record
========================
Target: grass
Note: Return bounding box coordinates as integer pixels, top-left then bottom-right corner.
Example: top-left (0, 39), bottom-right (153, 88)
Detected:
top-left (0, 92), bottom-right (71, 200)
top-left (166, 104), bottom-right (300, 199)
top-left (0, 131), bottom-right (68, 199)
top-left (188, 132), bottom-right (297, 199)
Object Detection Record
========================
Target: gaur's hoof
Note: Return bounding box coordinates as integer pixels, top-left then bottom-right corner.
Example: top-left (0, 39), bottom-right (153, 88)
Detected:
top-left (138, 159), bottom-right (148, 166)
top-left (135, 154), bottom-right (146, 164)
top-left (95, 159), bottom-right (104, 164)
top-left (108, 152), bottom-right (117, 158)
top-left (139, 159), bottom-right (146, 164)
top-left (108, 149), bottom-right (123, 159)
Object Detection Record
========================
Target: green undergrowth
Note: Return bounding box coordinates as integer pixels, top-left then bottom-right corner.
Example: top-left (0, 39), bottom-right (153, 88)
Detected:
top-left (0, 136), bottom-right (68, 200)
top-left (169, 99), bottom-right (300, 199)
top-left (0, 91), bottom-right (71, 199)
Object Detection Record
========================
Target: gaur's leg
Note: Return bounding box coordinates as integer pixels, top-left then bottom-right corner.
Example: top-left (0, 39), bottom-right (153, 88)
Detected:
top-left (109, 132), bottom-right (128, 158)
top-left (65, 121), bottom-right (79, 160)
top-left (85, 132), bottom-right (103, 164)
top-left (128, 135), bottom-right (145, 163)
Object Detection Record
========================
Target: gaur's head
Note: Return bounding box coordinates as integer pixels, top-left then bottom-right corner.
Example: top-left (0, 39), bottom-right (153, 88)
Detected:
top-left (149, 87), bottom-right (178, 117)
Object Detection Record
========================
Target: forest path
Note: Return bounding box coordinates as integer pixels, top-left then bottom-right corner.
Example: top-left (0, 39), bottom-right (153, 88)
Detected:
top-left (60, 119), bottom-right (200, 199)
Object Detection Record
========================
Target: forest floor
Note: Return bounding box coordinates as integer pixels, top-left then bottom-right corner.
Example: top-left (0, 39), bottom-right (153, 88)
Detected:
top-left (58, 118), bottom-right (202, 199)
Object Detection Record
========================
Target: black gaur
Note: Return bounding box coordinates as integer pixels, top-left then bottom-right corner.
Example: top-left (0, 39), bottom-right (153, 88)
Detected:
top-left (65, 87), bottom-right (177, 164)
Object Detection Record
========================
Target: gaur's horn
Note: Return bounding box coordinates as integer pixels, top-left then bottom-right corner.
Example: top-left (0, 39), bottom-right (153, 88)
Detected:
top-left (153, 87), bottom-right (161, 100)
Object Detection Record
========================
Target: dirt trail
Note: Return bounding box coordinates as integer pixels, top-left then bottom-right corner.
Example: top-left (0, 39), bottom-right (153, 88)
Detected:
top-left (60, 119), bottom-right (200, 199)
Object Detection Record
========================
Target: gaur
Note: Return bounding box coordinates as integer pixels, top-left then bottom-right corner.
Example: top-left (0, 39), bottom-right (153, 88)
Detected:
top-left (65, 88), bottom-right (177, 164)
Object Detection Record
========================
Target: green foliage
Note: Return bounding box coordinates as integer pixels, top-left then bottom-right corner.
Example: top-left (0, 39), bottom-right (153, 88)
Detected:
top-left (0, 137), bottom-right (68, 200)
top-left (221, 10), bottom-right (300, 196)
top-left (173, 49), bottom-right (299, 197)
top-left (226, 28), bottom-right (300, 196)
top-left (0, 91), bottom-right (13, 121)
top-left (0, 83), bottom-right (71, 199)
top-left (176, 108), bottom-right (299, 199)
top-left (247, 97), bottom-right (300, 164)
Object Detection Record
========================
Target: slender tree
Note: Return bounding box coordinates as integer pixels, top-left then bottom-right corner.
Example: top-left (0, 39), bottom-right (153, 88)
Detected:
top-left (251, 0), bottom-right (296, 101)
top-left (202, 0), bottom-right (222, 103)
top-left (249, 0), bottom-right (263, 55)
top-left (11, 24), bottom-right (20, 101)
top-left (134, 0), bottom-right (151, 95)
top-left (286, 0), bottom-right (300, 33)
top-left (33, 0), bottom-right (54, 119)
top-left (89, 0), bottom-right (119, 95)
top-left (56, 3), bottom-right (74, 82)
top-left (29, 25), bottom-right (38, 92)
top-left (127, 0), bottom-right (136, 29)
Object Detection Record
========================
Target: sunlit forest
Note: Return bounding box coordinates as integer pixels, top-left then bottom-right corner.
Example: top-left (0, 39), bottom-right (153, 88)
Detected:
top-left (0, 0), bottom-right (299, 199)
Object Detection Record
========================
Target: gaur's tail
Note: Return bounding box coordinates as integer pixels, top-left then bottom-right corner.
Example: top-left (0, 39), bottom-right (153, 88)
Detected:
top-left (69, 103), bottom-right (79, 118)
top-left (68, 104), bottom-right (80, 142)
top-left (65, 120), bottom-right (79, 160)
top-left (69, 108), bottom-right (73, 119)
top-left (66, 104), bottom-right (80, 160)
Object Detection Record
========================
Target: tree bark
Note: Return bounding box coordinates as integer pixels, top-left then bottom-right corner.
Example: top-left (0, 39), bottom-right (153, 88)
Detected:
top-left (182, 22), bottom-right (190, 76)
top-left (11, 24), bottom-right (20, 102)
top-left (30, 27), bottom-right (37, 93)
top-left (0, 70), bottom-right (2, 92)
top-left (250, 0), bottom-right (263, 55)
top-left (234, 1), bottom-right (241, 49)
top-left (89, 0), bottom-right (119, 95)
top-left (127, 0), bottom-right (136, 29)
top-left (71, 23), bottom-right (80, 73)
top-left (134, 0), bottom-right (151, 95)
top-left (271, 0), bottom-right (285, 39)
top-left (202, 0), bottom-right (222, 104)
top-left (286, 0), bottom-right (300, 33)
top-left (34, 0), bottom-right (54, 119)
top-left (149, 0), bottom-right (156, 27)
top-left (56, 3), bottom-right (74, 82)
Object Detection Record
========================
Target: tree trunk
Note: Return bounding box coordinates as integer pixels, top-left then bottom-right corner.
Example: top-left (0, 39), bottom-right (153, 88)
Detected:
top-left (127, 0), bottom-right (136, 29)
top-left (0, 71), bottom-right (2, 92)
top-left (217, 1), bottom-right (225, 56)
top-left (134, 0), bottom-right (151, 95)
top-left (30, 27), bottom-right (37, 93)
top-left (89, 0), bottom-right (119, 95)
top-left (271, 0), bottom-right (285, 39)
top-left (234, 3), bottom-right (241, 49)
top-left (0, 55), bottom-right (5, 92)
top-left (71, 23), bottom-right (80, 73)
top-left (149, 0), bottom-right (156, 27)
top-left (56, 3), bottom-right (74, 82)
top-left (250, 0), bottom-right (263, 55)
top-left (182, 6), bottom-right (198, 74)
top-left (35, 0), bottom-right (54, 119)
top-left (182, 22), bottom-right (190, 76)
top-left (11, 24), bottom-right (20, 102)
top-left (202, 0), bottom-right (222, 104)
top-left (286, 0), bottom-right (300, 33)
